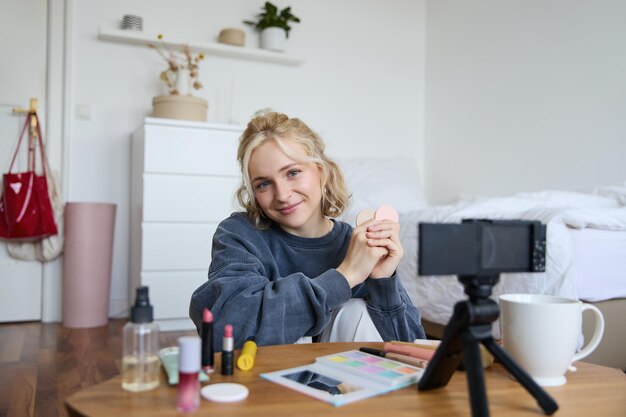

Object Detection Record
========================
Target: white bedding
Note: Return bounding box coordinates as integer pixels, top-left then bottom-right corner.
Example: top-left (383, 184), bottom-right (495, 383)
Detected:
top-left (337, 157), bottom-right (626, 339)
top-left (395, 190), bottom-right (626, 338)
top-left (569, 228), bottom-right (626, 302)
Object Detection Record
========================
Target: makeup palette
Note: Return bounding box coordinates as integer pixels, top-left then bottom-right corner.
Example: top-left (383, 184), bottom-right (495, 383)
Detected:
top-left (315, 350), bottom-right (423, 387)
top-left (262, 349), bottom-right (424, 406)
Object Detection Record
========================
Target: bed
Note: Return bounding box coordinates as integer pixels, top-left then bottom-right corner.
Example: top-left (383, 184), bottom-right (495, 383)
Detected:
top-left (338, 157), bottom-right (626, 370)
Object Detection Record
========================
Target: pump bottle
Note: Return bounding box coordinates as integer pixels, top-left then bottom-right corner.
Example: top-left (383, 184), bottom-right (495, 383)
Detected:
top-left (122, 286), bottom-right (160, 392)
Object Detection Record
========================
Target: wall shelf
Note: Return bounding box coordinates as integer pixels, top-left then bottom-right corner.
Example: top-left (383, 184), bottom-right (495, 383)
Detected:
top-left (97, 27), bottom-right (304, 66)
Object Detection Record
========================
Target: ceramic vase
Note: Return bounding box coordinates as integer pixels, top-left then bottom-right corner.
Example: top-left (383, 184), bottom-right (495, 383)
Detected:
top-left (261, 27), bottom-right (286, 52)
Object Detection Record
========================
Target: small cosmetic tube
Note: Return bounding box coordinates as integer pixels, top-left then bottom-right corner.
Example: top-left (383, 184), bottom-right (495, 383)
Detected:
top-left (221, 324), bottom-right (234, 375)
top-left (237, 339), bottom-right (257, 371)
top-left (177, 336), bottom-right (201, 413)
top-left (201, 308), bottom-right (214, 373)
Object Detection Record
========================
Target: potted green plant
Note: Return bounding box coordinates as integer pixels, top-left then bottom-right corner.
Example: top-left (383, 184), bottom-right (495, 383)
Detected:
top-left (244, 2), bottom-right (301, 52)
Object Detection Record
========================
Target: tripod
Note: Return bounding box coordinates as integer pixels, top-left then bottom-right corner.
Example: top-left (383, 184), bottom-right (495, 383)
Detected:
top-left (418, 274), bottom-right (559, 417)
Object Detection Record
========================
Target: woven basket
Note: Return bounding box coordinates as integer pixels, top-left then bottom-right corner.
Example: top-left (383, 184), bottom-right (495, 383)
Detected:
top-left (152, 95), bottom-right (208, 122)
top-left (218, 28), bottom-right (245, 47)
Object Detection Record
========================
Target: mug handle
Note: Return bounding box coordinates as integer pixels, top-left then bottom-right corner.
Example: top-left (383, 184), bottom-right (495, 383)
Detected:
top-left (568, 303), bottom-right (605, 371)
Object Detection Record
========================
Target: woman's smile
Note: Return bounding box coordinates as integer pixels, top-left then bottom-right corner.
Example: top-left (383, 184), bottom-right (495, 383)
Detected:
top-left (277, 201), bottom-right (302, 215)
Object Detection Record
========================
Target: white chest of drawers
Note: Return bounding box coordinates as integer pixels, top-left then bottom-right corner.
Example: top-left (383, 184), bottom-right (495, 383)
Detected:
top-left (130, 118), bottom-right (243, 331)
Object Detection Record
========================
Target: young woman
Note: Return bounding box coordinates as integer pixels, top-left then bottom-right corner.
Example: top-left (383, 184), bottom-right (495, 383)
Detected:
top-left (189, 112), bottom-right (425, 349)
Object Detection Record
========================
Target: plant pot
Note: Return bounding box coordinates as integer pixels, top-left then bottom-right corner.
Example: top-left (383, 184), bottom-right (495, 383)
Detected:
top-left (152, 95), bottom-right (208, 122)
top-left (261, 27), bottom-right (287, 52)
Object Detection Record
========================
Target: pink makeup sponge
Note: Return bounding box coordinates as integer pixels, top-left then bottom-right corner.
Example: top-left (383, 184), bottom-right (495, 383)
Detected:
top-left (375, 204), bottom-right (399, 222)
top-left (356, 208), bottom-right (376, 226)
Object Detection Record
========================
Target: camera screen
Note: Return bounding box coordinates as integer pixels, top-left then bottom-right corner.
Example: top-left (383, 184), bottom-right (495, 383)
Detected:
top-left (418, 219), bottom-right (544, 276)
top-left (480, 224), bottom-right (530, 270)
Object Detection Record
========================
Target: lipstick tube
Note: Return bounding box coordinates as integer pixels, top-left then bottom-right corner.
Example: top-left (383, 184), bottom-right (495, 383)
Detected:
top-left (201, 308), bottom-right (214, 373)
top-left (177, 336), bottom-right (201, 413)
top-left (221, 324), bottom-right (234, 375)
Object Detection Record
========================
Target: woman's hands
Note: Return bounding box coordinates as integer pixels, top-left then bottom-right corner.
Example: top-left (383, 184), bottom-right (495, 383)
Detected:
top-left (366, 219), bottom-right (403, 278)
top-left (336, 219), bottom-right (404, 288)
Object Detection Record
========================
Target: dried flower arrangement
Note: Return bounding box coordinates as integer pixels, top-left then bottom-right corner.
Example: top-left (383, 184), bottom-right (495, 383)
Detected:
top-left (148, 34), bottom-right (205, 95)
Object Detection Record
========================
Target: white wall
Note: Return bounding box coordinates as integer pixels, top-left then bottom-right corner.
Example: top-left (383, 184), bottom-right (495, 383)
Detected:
top-left (424, 0), bottom-right (626, 204)
top-left (65, 0), bottom-right (425, 315)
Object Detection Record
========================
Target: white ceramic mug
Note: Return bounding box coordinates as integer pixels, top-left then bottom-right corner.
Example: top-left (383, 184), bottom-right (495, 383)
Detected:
top-left (499, 293), bottom-right (604, 387)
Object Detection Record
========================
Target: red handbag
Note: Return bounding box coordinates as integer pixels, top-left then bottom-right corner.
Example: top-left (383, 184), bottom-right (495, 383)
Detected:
top-left (0, 112), bottom-right (58, 240)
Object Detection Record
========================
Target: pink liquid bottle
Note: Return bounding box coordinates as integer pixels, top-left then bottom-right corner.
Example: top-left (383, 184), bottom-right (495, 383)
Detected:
top-left (177, 336), bottom-right (201, 412)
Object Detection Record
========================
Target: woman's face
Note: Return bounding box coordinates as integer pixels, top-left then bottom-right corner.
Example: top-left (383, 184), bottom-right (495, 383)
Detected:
top-left (248, 138), bottom-right (327, 237)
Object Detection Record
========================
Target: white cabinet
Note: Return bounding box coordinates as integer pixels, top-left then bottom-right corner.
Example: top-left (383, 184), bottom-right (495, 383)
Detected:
top-left (130, 118), bottom-right (243, 331)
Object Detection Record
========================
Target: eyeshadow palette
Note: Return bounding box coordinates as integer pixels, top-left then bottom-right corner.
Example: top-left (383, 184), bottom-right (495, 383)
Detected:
top-left (261, 349), bottom-right (424, 406)
top-left (316, 350), bottom-right (423, 387)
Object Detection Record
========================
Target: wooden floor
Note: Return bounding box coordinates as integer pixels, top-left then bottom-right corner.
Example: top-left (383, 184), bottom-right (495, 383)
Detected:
top-left (0, 320), bottom-right (196, 417)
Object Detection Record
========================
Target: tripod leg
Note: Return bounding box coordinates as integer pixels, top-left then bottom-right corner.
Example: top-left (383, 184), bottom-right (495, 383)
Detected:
top-left (482, 338), bottom-right (558, 415)
top-left (462, 331), bottom-right (490, 417)
top-left (418, 306), bottom-right (465, 391)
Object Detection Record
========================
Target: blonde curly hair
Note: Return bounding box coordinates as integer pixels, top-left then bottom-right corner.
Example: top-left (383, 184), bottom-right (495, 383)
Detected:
top-left (236, 112), bottom-right (349, 229)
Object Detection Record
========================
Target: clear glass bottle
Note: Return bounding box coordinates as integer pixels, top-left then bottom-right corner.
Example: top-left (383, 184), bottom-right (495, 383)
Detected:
top-left (122, 286), bottom-right (160, 392)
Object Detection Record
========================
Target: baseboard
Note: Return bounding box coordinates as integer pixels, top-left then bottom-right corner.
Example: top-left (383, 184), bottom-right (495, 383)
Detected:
top-left (109, 297), bottom-right (129, 319)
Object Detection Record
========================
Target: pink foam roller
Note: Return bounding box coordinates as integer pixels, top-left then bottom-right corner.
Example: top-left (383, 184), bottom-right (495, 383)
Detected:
top-left (62, 202), bottom-right (117, 328)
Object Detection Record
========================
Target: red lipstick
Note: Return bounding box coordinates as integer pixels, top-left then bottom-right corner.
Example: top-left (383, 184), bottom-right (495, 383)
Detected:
top-left (201, 308), bottom-right (214, 373)
top-left (221, 324), bottom-right (234, 375)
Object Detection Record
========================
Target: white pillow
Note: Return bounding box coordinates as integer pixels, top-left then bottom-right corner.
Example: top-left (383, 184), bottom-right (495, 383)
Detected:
top-left (336, 157), bottom-right (426, 225)
top-left (590, 184), bottom-right (626, 206)
top-left (514, 190), bottom-right (620, 209)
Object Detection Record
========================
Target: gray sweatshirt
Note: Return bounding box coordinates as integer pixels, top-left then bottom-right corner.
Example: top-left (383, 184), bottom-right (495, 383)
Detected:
top-left (189, 212), bottom-right (426, 350)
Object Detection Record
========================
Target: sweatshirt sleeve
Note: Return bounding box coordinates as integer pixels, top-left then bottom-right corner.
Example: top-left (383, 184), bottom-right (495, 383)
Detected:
top-left (363, 274), bottom-right (427, 342)
top-left (189, 218), bottom-right (352, 350)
